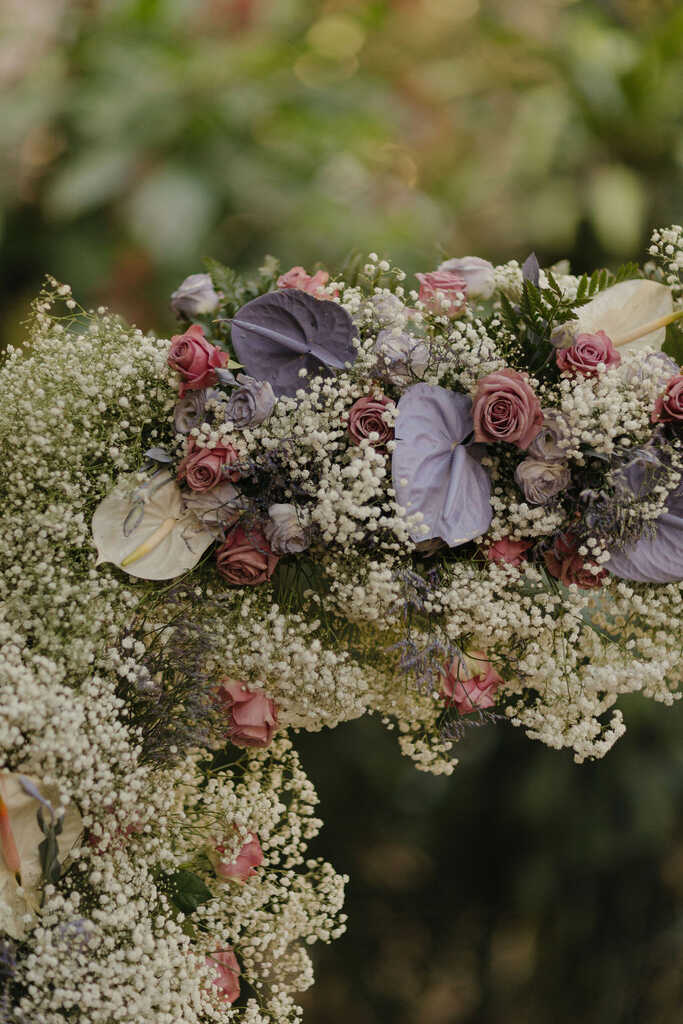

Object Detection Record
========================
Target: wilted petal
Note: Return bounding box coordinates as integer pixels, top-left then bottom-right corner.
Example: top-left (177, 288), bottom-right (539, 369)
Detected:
top-left (392, 384), bottom-right (492, 547)
top-left (92, 469), bottom-right (215, 580)
top-left (576, 280), bottom-right (673, 353)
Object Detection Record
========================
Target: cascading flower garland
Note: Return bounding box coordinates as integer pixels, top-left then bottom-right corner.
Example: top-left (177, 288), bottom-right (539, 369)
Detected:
top-left (1, 225), bottom-right (682, 1021)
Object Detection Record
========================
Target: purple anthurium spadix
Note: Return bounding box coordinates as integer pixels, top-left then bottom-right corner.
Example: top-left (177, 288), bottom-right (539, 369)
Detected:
top-left (607, 478), bottom-right (683, 583)
top-left (392, 383), bottom-right (493, 547)
top-left (230, 289), bottom-right (357, 397)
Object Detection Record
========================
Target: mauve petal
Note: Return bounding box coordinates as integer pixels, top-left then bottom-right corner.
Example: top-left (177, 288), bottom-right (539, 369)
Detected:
top-left (392, 384), bottom-right (492, 547)
top-left (606, 484), bottom-right (683, 583)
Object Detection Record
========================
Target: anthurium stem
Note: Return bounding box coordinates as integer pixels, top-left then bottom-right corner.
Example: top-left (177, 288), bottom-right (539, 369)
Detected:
top-left (122, 518), bottom-right (177, 566)
top-left (614, 309), bottom-right (683, 347)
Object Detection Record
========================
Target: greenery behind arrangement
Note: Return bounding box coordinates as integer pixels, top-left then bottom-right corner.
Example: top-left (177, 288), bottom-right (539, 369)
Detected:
top-left (2, 1), bottom-right (683, 1020)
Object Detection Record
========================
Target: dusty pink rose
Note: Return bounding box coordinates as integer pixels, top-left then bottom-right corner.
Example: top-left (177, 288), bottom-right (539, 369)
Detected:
top-left (277, 266), bottom-right (336, 298)
top-left (167, 325), bottom-right (228, 397)
top-left (473, 368), bottom-right (543, 449)
top-left (177, 439), bottom-right (242, 491)
top-left (441, 651), bottom-right (502, 714)
top-left (217, 679), bottom-right (278, 748)
top-left (556, 330), bottom-right (621, 377)
top-left (211, 831), bottom-right (264, 883)
top-left (207, 947), bottom-right (240, 1003)
top-left (415, 270), bottom-right (467, 316)
top-left (347, 394), bottom-right (395, 449)
top-left (544, 532), bottom-right (607, 589)
top-left (487, 537), bottom-right (531, 567)
top-left (216, 524), bottom-right (279, 585)
top-left (651, 373), bottom-right (683, 423)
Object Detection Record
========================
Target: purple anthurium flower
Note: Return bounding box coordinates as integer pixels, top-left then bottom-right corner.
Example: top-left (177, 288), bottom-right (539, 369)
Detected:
top-left (607, 476), bottom-right (683, 583)
top-left (392, 384), bottom-right (492, 547)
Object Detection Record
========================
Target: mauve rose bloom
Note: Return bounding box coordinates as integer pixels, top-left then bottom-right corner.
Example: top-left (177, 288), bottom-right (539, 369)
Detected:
top-left (211, 832), bottom-right (264, 883)
top-left (217, 679), bottom-right (278, 748)
top-left (167, 325), bottom-right (228, 397)
top-left (473, 368), bottom-right (543, 449)
top-left (177, 439), bottom-right (242, 491)
top-left (415, 270), bottom-right (467, 316)
top-left (544, 532), bottom-right (607, 589)
top-left (264, 504), bottom-right (311, 554)
top-left (216, 524), bottom-right (279, 585)
top-left (182, 481), bottom-right (245, 534)
top-left (277, 266), bottom-right (335, 298)
top-left (486, 537), bottom-right (531, 567)
top-left (224, 374), bottom-right (276, 428)
top-left (207, 947), bottom-right (240, 1003)
top-left (170, 273), bottom-right (220, 318)
top-left (527, 409), bottom-right (568, 462)
top-left (374, 328), bottom-right (428, 385)
top-left (515, 458), bottom-right (570, 505)
top-left (441, 651), bottom-right (503, 714)
top-left (652, 373), bottom-right (683, 423)
top-left (556, 330), bottom-right (621, 377)
top-left (438, 257), bottom-right (495, 300)
top-left (347, 394), bottom-right (395, 449)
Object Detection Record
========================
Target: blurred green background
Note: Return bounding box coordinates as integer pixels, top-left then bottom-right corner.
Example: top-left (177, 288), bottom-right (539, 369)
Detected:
top-left (2, 0), bottom-right (683, 1019)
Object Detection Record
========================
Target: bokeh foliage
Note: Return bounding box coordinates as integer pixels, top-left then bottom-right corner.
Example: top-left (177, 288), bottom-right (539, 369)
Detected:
top-left (1, 1), bottom-right (683, 1020)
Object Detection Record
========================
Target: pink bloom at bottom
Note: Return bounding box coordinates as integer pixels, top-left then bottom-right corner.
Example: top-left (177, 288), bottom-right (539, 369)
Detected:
top-left (207, 947), bottom-right (240, 1004)
top-left (441, 652), bottom-right (503, 714)
top-left (211, 831), bottom-right (264, 883)
top-left (217, 679), bottom-right (278, 748)
top-left (486, 537), bottom-right (531, 568)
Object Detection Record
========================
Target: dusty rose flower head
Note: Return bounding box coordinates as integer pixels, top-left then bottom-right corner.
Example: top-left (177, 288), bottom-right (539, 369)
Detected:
top-left (486, 537), bottom-right (531, 567)
top-left (347, 394), bottom-right (395, 449)
top-left (211, 831), bottom-right (264, 883)
top-left (651, 373), bottom-right (683, 423)
top-left (514, 458), bottom-right (570, 505)
top-left (167, 325), bottom-right (228, 397)
top-left (473, 368), bottom-right (543, 449)
top-left (207, 947), bottom-right (241, 1003)
top-left (177, 439), bottom-right (241, 492)
top-left (217, 679), bottom-right (278, 748)
top-left (277, 266), bottom-right (334, 297)
top-left (415, 270), bottom-right (467, 316)
top-left (544, 532), bottom-right (607, 589)
top-left (556, 330), bottom-right (621, 377)
top-left (441, 651), bottom-right (503, 714)
top-left (437, 256), bottom-right (495, 299)
top-left (216, 524), bottom-right (279, 585)
top-left (224, 374), bottom-right (276, 428)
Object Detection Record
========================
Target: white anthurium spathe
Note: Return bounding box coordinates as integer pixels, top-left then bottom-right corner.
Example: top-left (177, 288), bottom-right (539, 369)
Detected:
top-left (92, 468), bottom-right (216, 580)
top-left (575, 279), bottom-right (677, 353)
top-left (0, 774), bottom-right (83, 939)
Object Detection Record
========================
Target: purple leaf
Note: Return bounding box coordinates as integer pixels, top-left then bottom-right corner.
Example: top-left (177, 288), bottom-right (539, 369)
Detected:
top-left (230, 289), bottom-right (357, 396)
top-left (607, 479), bottom-right (683, 583)
top-left (392, 384), bottom-right (492, 547)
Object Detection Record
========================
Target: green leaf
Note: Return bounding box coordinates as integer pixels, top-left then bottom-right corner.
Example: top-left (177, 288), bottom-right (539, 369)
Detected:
top-left (662, 326), bottom-right (683, 366)
top-left (167, 869), bottom-right (213, 915)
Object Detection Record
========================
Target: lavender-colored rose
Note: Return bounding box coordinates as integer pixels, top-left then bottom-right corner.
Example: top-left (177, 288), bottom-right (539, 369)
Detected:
top-left (527, 409), bottom-right (569, 462)
top-left (515, 458), bottom-right (570, 505)
top-left (224, 375), bottom-right (276, 428)
top-left (171, 273), bottom-right (220, 318)
top-left (264, 504), bottom-right (311, 554)
top-left (374, 328), bottom-right (428, 384)
top-left (438, 257), bottom-right (495, 300)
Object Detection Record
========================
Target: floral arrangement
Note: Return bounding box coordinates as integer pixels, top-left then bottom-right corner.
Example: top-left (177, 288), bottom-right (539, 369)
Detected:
top-left (1, 226), bottom-right (682, 1021)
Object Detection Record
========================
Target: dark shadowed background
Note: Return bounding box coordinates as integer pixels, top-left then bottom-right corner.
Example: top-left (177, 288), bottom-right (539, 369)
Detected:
top-left (2, 1), bottom-right (682, 1020)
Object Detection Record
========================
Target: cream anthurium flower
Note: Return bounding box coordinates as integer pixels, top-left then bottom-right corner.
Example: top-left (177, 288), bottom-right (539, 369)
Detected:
top-left (92, 468), bottom-right (216, 580)
top-left (0, 774), bottom-right (83, 939)
top-left (575, 279), bottom-right (677, 353)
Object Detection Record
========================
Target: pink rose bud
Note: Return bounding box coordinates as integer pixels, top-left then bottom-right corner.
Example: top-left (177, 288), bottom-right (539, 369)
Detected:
top-left (651, 373), bottom-right (683, 423)
top-left (211, 831), bottom-right (264, 883)
top-left (277, 266), bottom-right (335, 298)
top-left (177, 438), bottom-right (242, 491)
top-left (555, 330), bottom-right (621, 377)
top-left (415, 270), bottom-right (467, 316)
top-left (473, 368), bottom-right (543, 449)
top-left (215, 524), bottom-right (279, 585)
top-left (486, 537), bottom-right (531, 567)
top-left (217, 679), bottom-right (278, 748)
top-left (207, 947), bottom-right (240, 1004)
top-left (543, 532), bottom-right (607, 589)
top-left (441, 651), bottom-right (502, 714)
top-left (347, 394), bottom-right (395, 449)
top-left (167, 325), bottom-right (228, 397)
